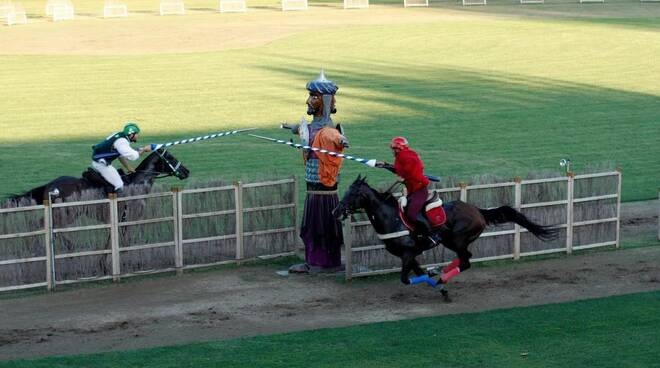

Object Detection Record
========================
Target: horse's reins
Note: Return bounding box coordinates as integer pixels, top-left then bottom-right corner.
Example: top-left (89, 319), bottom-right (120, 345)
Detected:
top-left (382, 181), bottom-right (404, 202)
top-left (341, 180), bottom-right (402, 217)
top-left (120, 150), bottom-right (181, 179)
top-left (156, 149), bottom-right (182, 177)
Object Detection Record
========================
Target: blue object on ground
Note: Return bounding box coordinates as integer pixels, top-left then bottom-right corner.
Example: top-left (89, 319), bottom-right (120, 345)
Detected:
top-left (409, 274), bottom-right (438, 287)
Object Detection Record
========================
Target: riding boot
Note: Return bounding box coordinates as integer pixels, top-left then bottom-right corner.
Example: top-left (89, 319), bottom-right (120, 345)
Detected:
top-left (415, 218), bottom-right (440, 245)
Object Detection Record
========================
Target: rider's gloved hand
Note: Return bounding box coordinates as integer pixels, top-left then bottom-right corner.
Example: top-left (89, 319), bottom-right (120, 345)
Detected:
top-left (139, 145), bottom-right (153, 154)
top-left (281, 122), bottom-right (301, 134)
top-left (376, 161), bottom-right (396, 173)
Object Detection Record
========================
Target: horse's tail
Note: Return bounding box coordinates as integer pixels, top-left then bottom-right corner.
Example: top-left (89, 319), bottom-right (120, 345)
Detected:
top-left (479, 206), bottom-right (559, 241)
top-left (9, 185), bottom-right (47, 203)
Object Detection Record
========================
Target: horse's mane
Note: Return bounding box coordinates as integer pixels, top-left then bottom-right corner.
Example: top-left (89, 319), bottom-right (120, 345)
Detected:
top-left (357, 179), bottom-right (399, 207)
top-left (133, 149), bottom-right (175, 173)
top-left (371, 187), bottom-right (397, 205)
top-left (135, 150), bottom-right (160, 170)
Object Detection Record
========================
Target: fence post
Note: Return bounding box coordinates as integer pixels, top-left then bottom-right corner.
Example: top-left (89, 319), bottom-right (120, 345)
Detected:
top-left (460, 182), bottom-right (468, 202)
top-left (109, 193), bottom-right (121, 282)
top-left (566, 172), bottom-right (574, 255)
top-left (172, 187), bottom-right (184, 274)
top-left (234, 181), bottom-right (244, 261)
top-left (513, 177), bottom-right (522, 260)
top-left (344, 217), bottom-right (353, 282)
top-left (615, 168), bottom-right (622, 249)
top-left (43, 199), bottom-right (55, 291)
top-left (293, 175), bottom-right (302, 250)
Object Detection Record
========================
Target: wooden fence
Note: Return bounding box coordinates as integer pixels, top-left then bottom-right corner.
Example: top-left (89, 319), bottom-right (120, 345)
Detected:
top-left (343, 171), bottom-right (622, 280)
top-left (0, 171), bottom-right (629, 289)
top-left (0, 177), bottom-right (298, 292)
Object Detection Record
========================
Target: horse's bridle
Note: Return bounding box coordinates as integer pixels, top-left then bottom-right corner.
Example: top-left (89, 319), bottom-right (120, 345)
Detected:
top-left (336, 184), bottom-right (370, 219)
top-left (155, 149), bottom-right (183, 179)
top-left (125, 149), bottom-right (183, 179)
top-left (337, 180), bottom-right (403, 220)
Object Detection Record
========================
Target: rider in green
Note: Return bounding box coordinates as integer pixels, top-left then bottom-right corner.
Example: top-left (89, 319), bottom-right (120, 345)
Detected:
top-left (91, 122), bottom-right (152, 193)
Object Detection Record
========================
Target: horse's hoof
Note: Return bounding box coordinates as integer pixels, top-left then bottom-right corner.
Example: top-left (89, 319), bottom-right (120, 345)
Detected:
top-left (440, 288), bottom-right (451, 303)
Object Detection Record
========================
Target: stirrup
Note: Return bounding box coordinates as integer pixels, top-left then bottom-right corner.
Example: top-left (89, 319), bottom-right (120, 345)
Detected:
top-left (426, 266), bottom-right (441, 277)
top-left (427, 233), bottom-right (440, 245)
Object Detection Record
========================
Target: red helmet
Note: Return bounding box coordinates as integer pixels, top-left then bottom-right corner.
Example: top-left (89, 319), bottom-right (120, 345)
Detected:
top-left (390, 136), bottom-right (409, 151)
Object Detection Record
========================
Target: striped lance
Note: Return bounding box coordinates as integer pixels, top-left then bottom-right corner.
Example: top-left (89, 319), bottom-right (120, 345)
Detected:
top-left (248, 133), bottom-right (440, 182)
top-left (151, 128), bottom-right (256, 151)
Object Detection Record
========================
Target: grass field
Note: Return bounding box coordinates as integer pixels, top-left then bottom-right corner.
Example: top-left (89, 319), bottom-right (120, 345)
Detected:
top-left (2, 290), bottom-right (659, 367)
top-left (1, 6), bottom-right (659, 365)
top-left (1, 2), bottom-right (659, 202)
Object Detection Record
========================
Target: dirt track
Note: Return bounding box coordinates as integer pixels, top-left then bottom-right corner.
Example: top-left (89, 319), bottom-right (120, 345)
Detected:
top-left (0, 200), bottom-right (658, 361)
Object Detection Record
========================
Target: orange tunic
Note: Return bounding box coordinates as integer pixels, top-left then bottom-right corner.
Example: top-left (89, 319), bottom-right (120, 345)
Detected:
top-left (312, 127), bottom-right (345, 187)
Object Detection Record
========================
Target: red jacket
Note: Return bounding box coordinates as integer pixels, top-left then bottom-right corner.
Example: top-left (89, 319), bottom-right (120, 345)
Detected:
top-left (394, 147), bottom-right (429, 193)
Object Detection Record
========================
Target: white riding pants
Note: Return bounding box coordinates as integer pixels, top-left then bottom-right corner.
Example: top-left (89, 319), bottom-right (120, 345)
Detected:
top-left (91, 160), bottom-right (124, 190)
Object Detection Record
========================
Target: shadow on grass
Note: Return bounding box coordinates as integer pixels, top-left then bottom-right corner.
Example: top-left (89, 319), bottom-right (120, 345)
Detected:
top-left (1, 61), bottom-right (659, 201)
top-left (254, 58), bottom-right (660, 199)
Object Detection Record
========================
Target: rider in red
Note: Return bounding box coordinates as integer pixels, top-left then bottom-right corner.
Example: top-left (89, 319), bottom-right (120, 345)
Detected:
top-left (377, 137), bottom-right (440, 245)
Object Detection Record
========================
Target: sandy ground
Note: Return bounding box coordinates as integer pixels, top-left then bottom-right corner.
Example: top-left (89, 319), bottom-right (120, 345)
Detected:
top-left (0, 199), bottom-right (658, 361)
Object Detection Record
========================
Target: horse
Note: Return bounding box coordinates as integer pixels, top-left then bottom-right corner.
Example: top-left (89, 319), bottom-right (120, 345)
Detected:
top-left (9, 149), bottom-right (190, 204)
top-left (5, 149), bottom-right (190, 254)
top-left (333, 175), bottom-right (558, 298)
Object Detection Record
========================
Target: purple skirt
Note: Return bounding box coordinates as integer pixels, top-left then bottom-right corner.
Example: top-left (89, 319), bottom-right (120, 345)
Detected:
top-left (300, 191), bottom-right (343, 268)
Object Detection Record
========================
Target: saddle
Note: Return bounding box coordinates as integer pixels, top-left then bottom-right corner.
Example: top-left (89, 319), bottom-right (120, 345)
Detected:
top-left (398, 191), bottom-right (447, 231)
top-left (82, 167), bottom-right (126, 193)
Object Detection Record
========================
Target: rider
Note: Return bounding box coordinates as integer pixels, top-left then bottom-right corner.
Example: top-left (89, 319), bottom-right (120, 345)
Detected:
top-left (91, 122), bottom-right (152, 193)
top-left (377, 137), bottom-right (440, 245)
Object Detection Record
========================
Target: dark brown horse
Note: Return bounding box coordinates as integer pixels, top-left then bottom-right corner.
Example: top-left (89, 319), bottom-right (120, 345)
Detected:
top-left (333, 175), bottom-right (558, 298)
top-left (4, 150), bottom-right (190, 264)
top-left (10, 149), bottom-right (189, 204)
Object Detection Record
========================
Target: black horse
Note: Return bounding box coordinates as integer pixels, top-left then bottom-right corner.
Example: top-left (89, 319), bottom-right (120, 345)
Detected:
top-left (11, 149), bottom-right (190, 204)
top-left (333, 175), bottom-right (558, 293)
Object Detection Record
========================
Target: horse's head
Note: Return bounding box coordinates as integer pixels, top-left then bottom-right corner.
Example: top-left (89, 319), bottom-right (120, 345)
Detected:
top-left (333, 174), bottom-right (371, 221)
top-left (152, 149), bottom-right (190, 180)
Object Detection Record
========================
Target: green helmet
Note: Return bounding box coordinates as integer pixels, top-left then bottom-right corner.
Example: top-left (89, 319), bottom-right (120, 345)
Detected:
top-left (123, 122), bottom-right (140, 136)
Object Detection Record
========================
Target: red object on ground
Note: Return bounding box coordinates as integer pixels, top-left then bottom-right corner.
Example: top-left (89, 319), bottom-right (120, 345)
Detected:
top-left (441, 267), bottom-right (461, 283)
top-left (443, 259), bottom-right (461, 273)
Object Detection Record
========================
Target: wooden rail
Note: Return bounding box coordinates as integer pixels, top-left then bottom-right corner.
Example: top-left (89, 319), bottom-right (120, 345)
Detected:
top-left (1, 177), bottom-right (297, 292)
top-left (345, 171), bottom-right (622, 280)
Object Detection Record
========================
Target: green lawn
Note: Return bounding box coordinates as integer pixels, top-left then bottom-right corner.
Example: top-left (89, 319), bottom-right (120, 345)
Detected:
top-left (1, 4), bottom-right (659, 201)
top-left (3, 290), bottom-right (659, 367)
